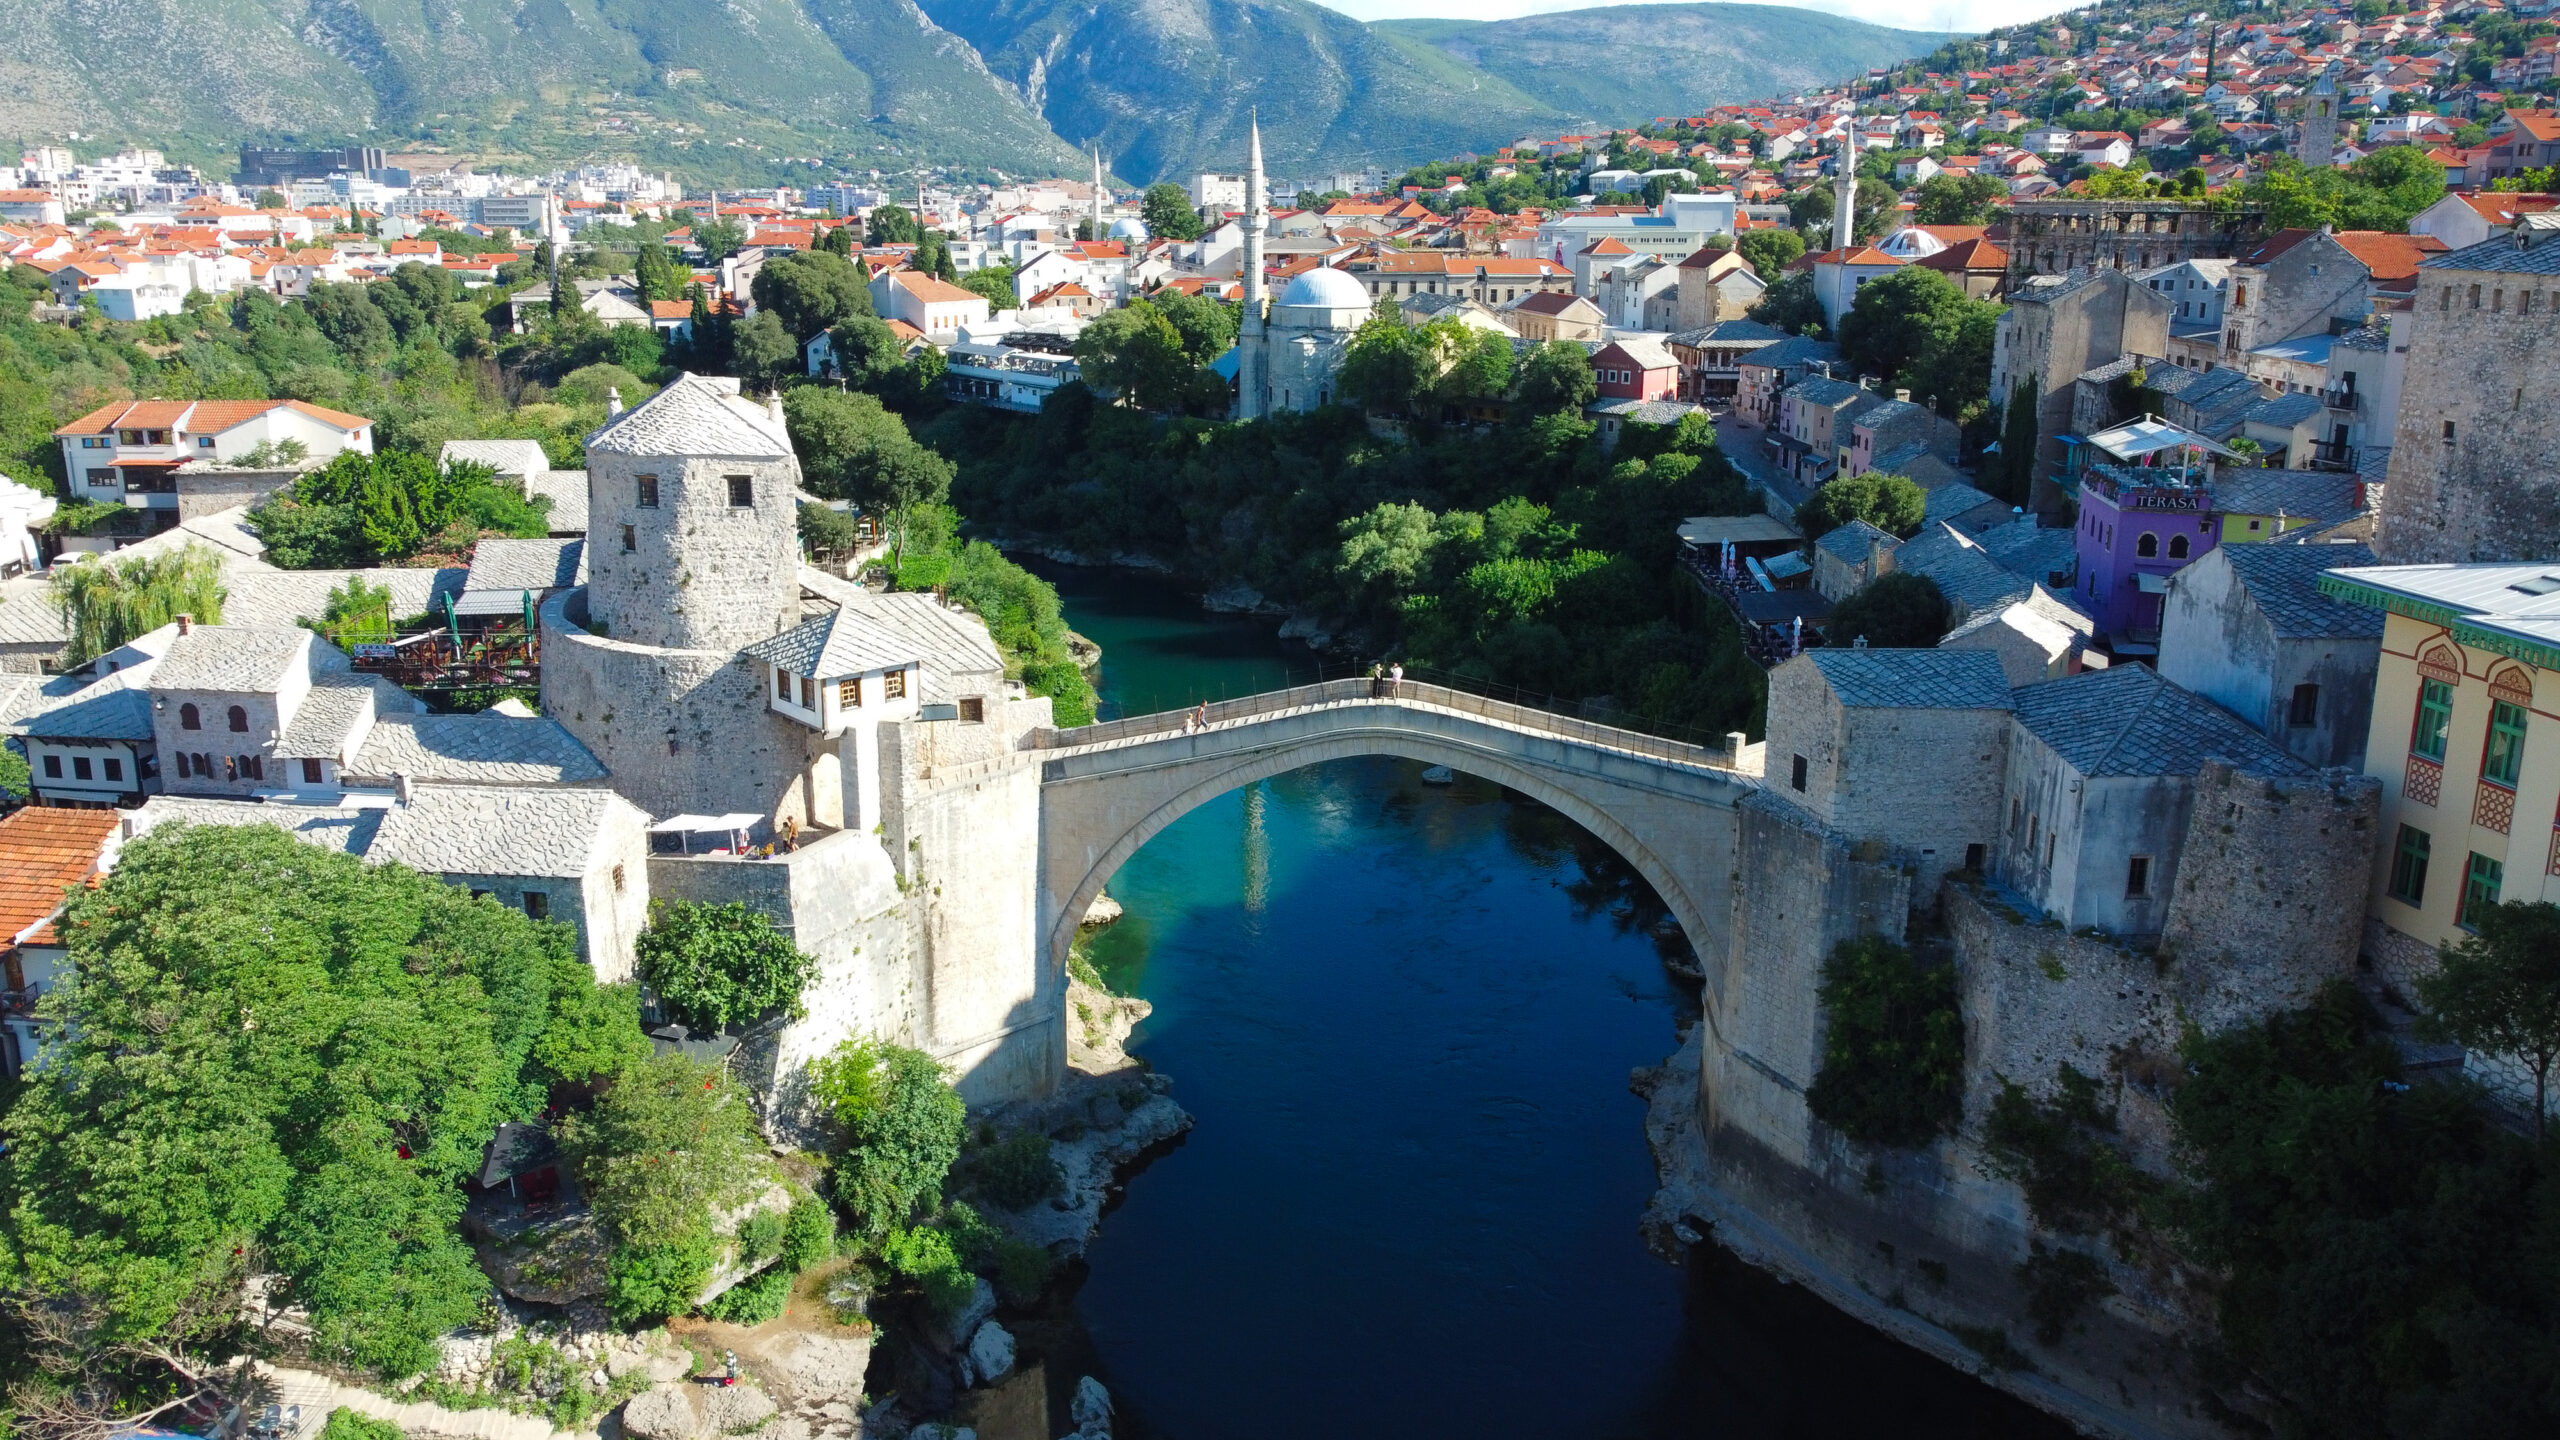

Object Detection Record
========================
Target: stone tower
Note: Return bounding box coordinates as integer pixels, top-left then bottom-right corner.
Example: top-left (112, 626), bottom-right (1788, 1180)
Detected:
top-left (2296, 70), bottom-right (2340, 168)
top-left (1235, 116), bottom-right (1271, 421)
top-left (583, 372), bottom-right (803, 653)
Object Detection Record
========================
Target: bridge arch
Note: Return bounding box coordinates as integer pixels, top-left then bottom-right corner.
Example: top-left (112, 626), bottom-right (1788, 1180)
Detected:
top-left (1032, 693), bottom-right (1755, 1087)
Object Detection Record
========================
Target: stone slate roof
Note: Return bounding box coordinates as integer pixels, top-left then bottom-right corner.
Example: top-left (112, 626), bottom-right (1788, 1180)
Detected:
top-left (369, 784), bottom-right (634, 879)
top-left (349, 712), bottom-right (608, 786)
top-left (2215, 469), bottom-right (2369, 525)
top-left (11, 673), bottom-right (154, 740)
top-left (0, 586), bottom-right (66, 648)
top-left (2145, 364), bottom-right (2259, 410)
top-left (1924, 481), bottom-right (2006, 526)
top-left (2421, 221), bottom-right (2560, 277)
top-left (1974, 517), bottom-right (2081, 587)
top-left (220, 567), bottom-right (465, 631)
top-left (438, 439), bottom-right (551, 479)
top-left (798, 569), bottom-right (1005, 695)
top-left (584, 372), bottom-right (791, 459)
top-left (148, 625), bottom-right (310, 694)
top-left (467, 538), bottom-right (586, 594)
top-left (129, 796), bottom-right (381, 855)
top-left (2244, 391), bottom-right (2325, 429)
top-left (1941, 584), bottom-right (2094, 646)
top-left (1666, 318), bottom-right (1787, 348)
top-left (1788, 375), bottom-right (1870, 408)
top-left (1815, 518), bottom-right (1899, 563)
top-left (1893, 523), bottom-right (2043, 615)
top-left (1737, 336), bottom-right (1840, 373)
top-left (277, 674), bottom-right (416, 759)
top-left (740, 604), bottom-right (922, 679)
top-left (2011, 665), bottom-right (2315, 778)
top-left (2220, 542), bottom-right (2384, 638)
top-left (1805, 648), bottom-right (2013, 709)
top-left (525, 471), bottom-right (589, 535)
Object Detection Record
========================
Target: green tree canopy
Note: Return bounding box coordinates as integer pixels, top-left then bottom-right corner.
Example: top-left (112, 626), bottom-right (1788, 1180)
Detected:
top-left (1748, 271), bottom-right (1828, 337)
top-left (1796, 470), bottom-right (1927, 540)
top-left (1735, 227), bottom-right (1807, 283)
top-left (1140, 183), bottom-right (1206, 241)
top-left (1837, 266), bottom-right (1975, 391)
top-left (730, 310), bottom-right (801, 391)
top-left (55, 544), bottom-right (227, 664)
top-left (3, 824), bottom-right (645, 1382)
top-left (1826, 571), bottom-right (1953, 647)
top-left (1804, 935), bottom-right (1965, 1146)
top-left (2420, 900), bottom-right (2560, 1136)
top-left (1912, 173), bottom-right (2009, 227)
top-left (558, 1053), bottom-right (773, 1323)
top-left (1511, 338), bottom-right (1598, 416)
top-left (864, 204), bottom-right (920, 248)
top-left (634, 899), bottom-right (818, 1033)
top-left (2233, 149), bottom-right (2447, 232)
top-left (807, 1037), bottom-right (967, 1237)
top-left (1072, 298), bottom-right (1230, 414)
top-left (959, 264), bottom-right (1018, 309)
top-left (750, 250), bottom-right (873, 342)
top-left (782, 387), bottom-right (954, 560)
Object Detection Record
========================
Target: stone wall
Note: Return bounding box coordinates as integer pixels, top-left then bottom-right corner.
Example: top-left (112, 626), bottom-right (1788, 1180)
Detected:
top-left (2159, 761), bottom-right (2380, 1023)
top-left (583, 453), bottom-right (803, 652)
top-left (174, 465), bottom-right (296, 521)
top-left (541, 591), bottom-right (819, 831)
top-left (649, 828), bottom-right (912, 1138)
top-left (881, 695), bottom-right (1054, 1104)
top-left (2379, 261), bottom-right (2560, 562)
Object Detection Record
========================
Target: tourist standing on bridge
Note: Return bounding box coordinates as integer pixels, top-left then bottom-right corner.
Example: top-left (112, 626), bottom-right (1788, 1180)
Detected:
top-left (1388, 662), bottom-right (1404, 697)
top-left (1369, 661), bottom-right (1385, 698)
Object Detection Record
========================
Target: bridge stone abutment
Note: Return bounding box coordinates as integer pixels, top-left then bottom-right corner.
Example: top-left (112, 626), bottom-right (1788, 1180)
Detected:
top-left (1032, 697), bottom-right (1755, 1067)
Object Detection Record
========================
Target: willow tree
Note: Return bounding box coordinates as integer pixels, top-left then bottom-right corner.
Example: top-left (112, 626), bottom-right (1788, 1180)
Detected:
top-left (54, 542), bottom-right (226, 664)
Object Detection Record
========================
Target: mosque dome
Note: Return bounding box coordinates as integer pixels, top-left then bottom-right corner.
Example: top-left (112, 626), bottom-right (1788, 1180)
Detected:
top-left (1276, 265), bottom-right (1370, 314)
top-left (1106, 216), bottom-right (1149, 241)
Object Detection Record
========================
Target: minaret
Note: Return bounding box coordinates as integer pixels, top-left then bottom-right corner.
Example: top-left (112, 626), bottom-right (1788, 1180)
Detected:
top-left (1831, 125), bottom-right (1858, 251)
top-left (1237, 115), bottom-right (1271, 422)
top-left (1090, 147), bottom-right (1107, 240)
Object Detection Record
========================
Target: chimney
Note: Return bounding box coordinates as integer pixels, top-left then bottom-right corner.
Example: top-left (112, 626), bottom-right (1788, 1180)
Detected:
top-left (176, 613), bottom-right (193, 635)
top-left (1894, 388), bottom-right (1911, 403)
top-left (395, 772), bottom-right (413, 807)
top-left (767, 390), bottom-right (785, 426)
top-left (606, 386), bottom-right (625, 418)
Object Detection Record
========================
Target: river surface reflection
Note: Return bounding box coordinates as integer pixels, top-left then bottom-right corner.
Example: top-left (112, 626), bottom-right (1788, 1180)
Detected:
top-left (1017, 558), bottom-right (2072, 1440)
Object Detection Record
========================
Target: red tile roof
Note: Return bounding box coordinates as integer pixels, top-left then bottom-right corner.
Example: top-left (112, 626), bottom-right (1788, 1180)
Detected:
top-left (0, 808), bottom-right (120, 947)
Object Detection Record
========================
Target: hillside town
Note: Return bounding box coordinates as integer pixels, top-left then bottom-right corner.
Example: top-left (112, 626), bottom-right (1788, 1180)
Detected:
top-left (1, 1), bottom-right (2559, 1439)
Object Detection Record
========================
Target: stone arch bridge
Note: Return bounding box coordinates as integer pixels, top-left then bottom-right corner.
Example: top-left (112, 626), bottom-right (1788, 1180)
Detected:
top-left (1029, 679), bottom-right (1758, 1074)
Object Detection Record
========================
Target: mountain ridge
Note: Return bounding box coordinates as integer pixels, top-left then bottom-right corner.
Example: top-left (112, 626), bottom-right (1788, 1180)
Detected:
top-left (0, 0), bottom-right (1954, 184)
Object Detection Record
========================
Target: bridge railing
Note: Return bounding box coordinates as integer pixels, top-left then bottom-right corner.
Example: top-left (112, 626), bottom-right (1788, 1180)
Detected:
top-left (1029, 671), bottom-right (1740, 771)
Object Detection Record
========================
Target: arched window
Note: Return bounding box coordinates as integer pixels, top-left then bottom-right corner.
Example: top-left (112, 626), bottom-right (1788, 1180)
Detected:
top-left (179, 703), bottom-right (200, 730)
top-left (2136, 532), bottom-right (2159, 558)
top-left (2168, 534), bottom-right (2191, 559)
top-left (227, 705), bottom-right (248, 733)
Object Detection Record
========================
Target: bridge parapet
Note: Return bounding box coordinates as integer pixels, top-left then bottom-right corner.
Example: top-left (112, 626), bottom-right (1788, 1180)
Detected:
top-left (1028, 677), bottom-right (1747, 773)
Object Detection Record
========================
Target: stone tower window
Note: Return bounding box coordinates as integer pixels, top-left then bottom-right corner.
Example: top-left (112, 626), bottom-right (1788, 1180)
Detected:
top-left (727, 475), bottom-right (754, 508)
top-left (2125, 855), bottom-right (2151, 898)
top-left (636, 473), bottom-right (659, 508)
top-left (959, 697), bottom-right (985, 723)
top-left (180, 703), bottom-right (200, 730)
top-left (840, 678), bottom-right (861, 708)
top-left (227, 705), bottom-right (248, 732)
top-left (622, 525), bottom-right (636, 553)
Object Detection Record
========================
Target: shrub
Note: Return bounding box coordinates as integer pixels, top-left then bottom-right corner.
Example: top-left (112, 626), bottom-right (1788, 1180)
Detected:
top-left (635, 900), bottom-right (818, 1033)
top-left (319, 1409), bottom-right (405, 1440)
top-left (968, 1131), bottom-right (1065, 1210)
top-left (606, 1236), bottom-right (716, 1327)
top-left (1805, 936), bottom-right (1965, 1146)
top-left (808, 1037), bottom-right (967, 1235)
top-left (881, 1226), bottom-right (977, 1321)
top-left (2017, 1242), bottom-right (2117, 1345)
top-left (1982, 1065), bottom-right (2150, 1236)
top-left (736, 1208), bottom-right (787, 1267)
top-left (703, 1262), bottom-right (794, 1327)
top-left (782, 1195), bottom-right (836, 1271)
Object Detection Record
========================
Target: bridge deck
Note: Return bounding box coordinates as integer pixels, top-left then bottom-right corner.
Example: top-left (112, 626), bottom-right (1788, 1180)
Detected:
top-left (1028, 677), bottom-right (1741, 774)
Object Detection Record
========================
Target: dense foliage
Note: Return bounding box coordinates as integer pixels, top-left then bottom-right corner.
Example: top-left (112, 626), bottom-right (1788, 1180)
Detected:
top-left (558, 1053), bottom-right (774, 1325)
top-left (2418, 900), bottom-right (2560, 1136)
top-left (0, 825), bottom-right (647, 1389)
top-left (55, 544), bottom-right (227, 664)
top-left (807, 1037), bottom-right (968, 1238)
top-left (1826, 572), bottom-right (1953, 648)
top-left (930, 346), bottom-right (1765, 739)
top-left (2169, 982), bottom-right (2560, 1438)
top-left (2228, 149), bottom-right (2449, 235)
top-left (1804, 936), bottom-right (1965, 1147)
top-left (248, 453), bottom-right (553, 568)
top-left (634, 900), bottom-right (820, 1034)
top-left (1834, 266), bottom-right (2005, 419)
top-left (1795, 470), bottom-right (1925, 541)
top-left (876, 509), bottom-right (1098, 727)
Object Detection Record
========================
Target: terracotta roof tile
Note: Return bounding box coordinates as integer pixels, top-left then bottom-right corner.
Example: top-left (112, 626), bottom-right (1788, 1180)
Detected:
top-left (0, 808), bottom-right (120, 946)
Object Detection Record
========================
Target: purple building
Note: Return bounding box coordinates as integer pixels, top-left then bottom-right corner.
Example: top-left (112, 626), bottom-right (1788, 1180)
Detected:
top-left (2070, 419), bottom-right (2230, 652)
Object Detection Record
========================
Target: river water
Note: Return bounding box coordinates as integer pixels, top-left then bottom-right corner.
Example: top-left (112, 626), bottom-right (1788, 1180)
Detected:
top-left (1017, 560), bottom-right (2071, 1440)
